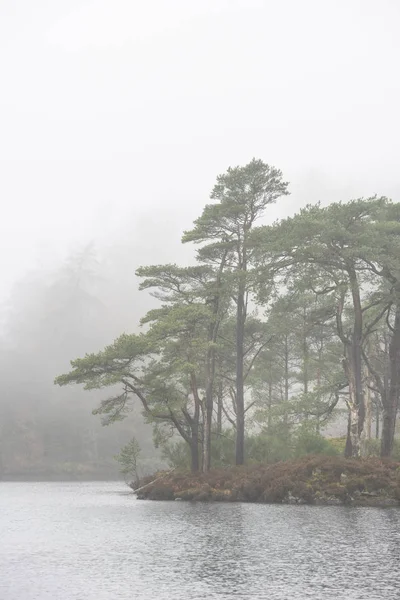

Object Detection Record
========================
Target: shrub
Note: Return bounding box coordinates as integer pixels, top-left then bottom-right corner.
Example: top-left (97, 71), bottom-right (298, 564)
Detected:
top-left (135, 455), bottom-right (400, 505)
top-left (246, 430), bottom-right (293, 464)
top-left (294, 428), bottom-right (339, 458)
top-left (115, 437), bottom-right (141, 481)
top-left (161, 441), bottom-right (191, 470)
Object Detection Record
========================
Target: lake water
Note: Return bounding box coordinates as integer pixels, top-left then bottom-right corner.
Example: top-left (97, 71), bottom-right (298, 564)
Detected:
top-left (0, 482), bottom-right (399, 599)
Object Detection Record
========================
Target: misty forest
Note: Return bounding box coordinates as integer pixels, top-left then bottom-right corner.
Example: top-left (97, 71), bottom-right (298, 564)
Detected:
top-left (3, 159), bottom-right (398, 483)
top-left (2, 3), bottom-right (400, 599)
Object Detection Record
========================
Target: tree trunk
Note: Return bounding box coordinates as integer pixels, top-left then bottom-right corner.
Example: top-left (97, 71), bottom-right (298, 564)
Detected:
top-left (343, 342), bottom-right (364, 458)
top-left (349, 402), bottom-right (361, 457)
top-left (381, 405), bottom-right (397, 457)
top-left (361, 364), bottom-right (372, 456)
top-left (345, 413), bottom-right (352, 457)
top-left (202, 386), bottom-right (213, 473)
top-left (365, 383), bottom-right (372, 441)
top-left (381, 304), bottom-right (400, 457)
top-left (190, 425), bottom-right (199, 472)
top-left (284, 334), bottom-right (289, 402)
top-left (283, 334), bottom-right (289, 426)
top-left (268, 379), bottom-right (272, 430)
top-left (203, 322), bottom-right (217, 472)
top-left (203, 256), bottom-right (227, 472)
top-left (316, 331), bottom-right (323, 435)
top-left (303, 308), bottom-right (309, 397)
top-left (343, 346), bottom-right (362, 458)
top-left (343, 270), bottom-right (365, 458)
top-left (216, 380), bottom-right (223, 435)
top-left (189, 373), bottom-right (201, 472)
top-left (375, 401), bottom-right (380, 439)
top-left (235, 285), bottom-right (245, 465)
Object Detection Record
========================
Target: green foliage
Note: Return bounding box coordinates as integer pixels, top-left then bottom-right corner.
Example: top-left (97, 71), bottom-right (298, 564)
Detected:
top-left (328, 437), bottom-right (347, 454)
top-left (161, 426), bottom-right (341, 470)
top-left (182, 158), bottom-right (290, 252)
top-left (210, 431), bottom-right (236, 466)
top-left (55, 167), bottom-right (400, 468)
top-left (293, 426), bottom-right (339, 458)
top-left (161, 441), bottom-right (192, 470)
top-left (246, 431), bottom-right (293, 464)
top-left (115, 437), bottom-right (141, 480)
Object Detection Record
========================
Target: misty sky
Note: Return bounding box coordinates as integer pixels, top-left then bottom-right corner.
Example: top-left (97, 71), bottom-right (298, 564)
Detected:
top-left (1, 0), bottom-right (399, 301)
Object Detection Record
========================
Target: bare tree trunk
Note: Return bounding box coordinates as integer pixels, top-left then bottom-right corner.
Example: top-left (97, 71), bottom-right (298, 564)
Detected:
top-left (284, 334), bottom-right (289, 403)
top-left (283, 334), bottom-right (289, 427)
top-left (234, 241), bottom-right (248, 466)
top-left (268, 379), bottom-right (272, 431)
top-left (235, 285), bottom-right (245, 465)
top-left (303, 308), bottom-right (309, 396)
top-left (345, 413), bottom-right (352, 458)
top-left (216, 380), bottom-right (223, 435)
top-left (381, 405), bottom-right (397, 457)
top-left (375, 401), bottom-right (380, 439)
top-left (189, 374), bottom-right (201, 472)
top-left (190, 424), bottom-right (200, 472)
top-left (344, 346), bottom-right (364, 458)
top-left (203, 255), bottom-right (227, 472)
top-left (316, 331), bottom-right (323, 435)
top-left (342, 270), bottom-right (365, 458)
top-left (203, 331), bottom-right (217, 472)
top-left (202, 391), bottom-right (212, 472)
top-left (365, 385), bottom-right (372, 440)
top-left (381, 304), bottom-right (400, 456)
top-left (361, 363), bottom-right (372, 456)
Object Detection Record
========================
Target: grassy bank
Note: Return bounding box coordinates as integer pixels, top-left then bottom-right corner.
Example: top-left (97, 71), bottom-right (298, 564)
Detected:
top-left (133, 456), bottom-right (400, 507)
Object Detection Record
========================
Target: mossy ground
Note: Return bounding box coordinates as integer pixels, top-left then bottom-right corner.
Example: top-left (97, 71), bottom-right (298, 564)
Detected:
top-left (133, 456), bottom-right (400, 507)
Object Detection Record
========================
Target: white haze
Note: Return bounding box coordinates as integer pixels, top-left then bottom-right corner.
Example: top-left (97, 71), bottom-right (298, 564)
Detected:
top-left (1, 0), bottom-right (400, 301)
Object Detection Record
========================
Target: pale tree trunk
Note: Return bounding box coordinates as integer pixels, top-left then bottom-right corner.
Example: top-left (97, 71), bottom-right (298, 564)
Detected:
top-left (181, 415), bottom-right (199, 473)
top-left (381, 304), bottom-right (400, 457)
top-left (345, 413), bottom-right (352, 458)
top-left (343, 343), bottom-right (364, 458)
top-left (202, 388), bottom-right (212, 473)
top-left (341, 270), bottom-right (365, 458)
top-left (361, 384), bottom-right (372, 456)
top-left (346, 369), bottom-right (362, 458)
top-left (189, 374), bottom-right (201, 472)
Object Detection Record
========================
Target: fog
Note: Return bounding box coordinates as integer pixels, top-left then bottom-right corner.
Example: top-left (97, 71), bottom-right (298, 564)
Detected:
top-left (1, 0), bottom-right (399, 477)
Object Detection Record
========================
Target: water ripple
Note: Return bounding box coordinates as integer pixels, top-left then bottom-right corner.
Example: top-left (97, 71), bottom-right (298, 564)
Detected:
top-left (0, 482), bottom-right (399, 599)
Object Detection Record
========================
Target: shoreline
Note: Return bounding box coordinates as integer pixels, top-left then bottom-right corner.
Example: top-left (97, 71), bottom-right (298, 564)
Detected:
top-left (132, 456), bottom-right (400, 508)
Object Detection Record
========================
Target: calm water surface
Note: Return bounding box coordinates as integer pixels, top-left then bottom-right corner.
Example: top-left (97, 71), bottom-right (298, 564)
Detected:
top-left (0, 482), bottom-right (399, 599)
